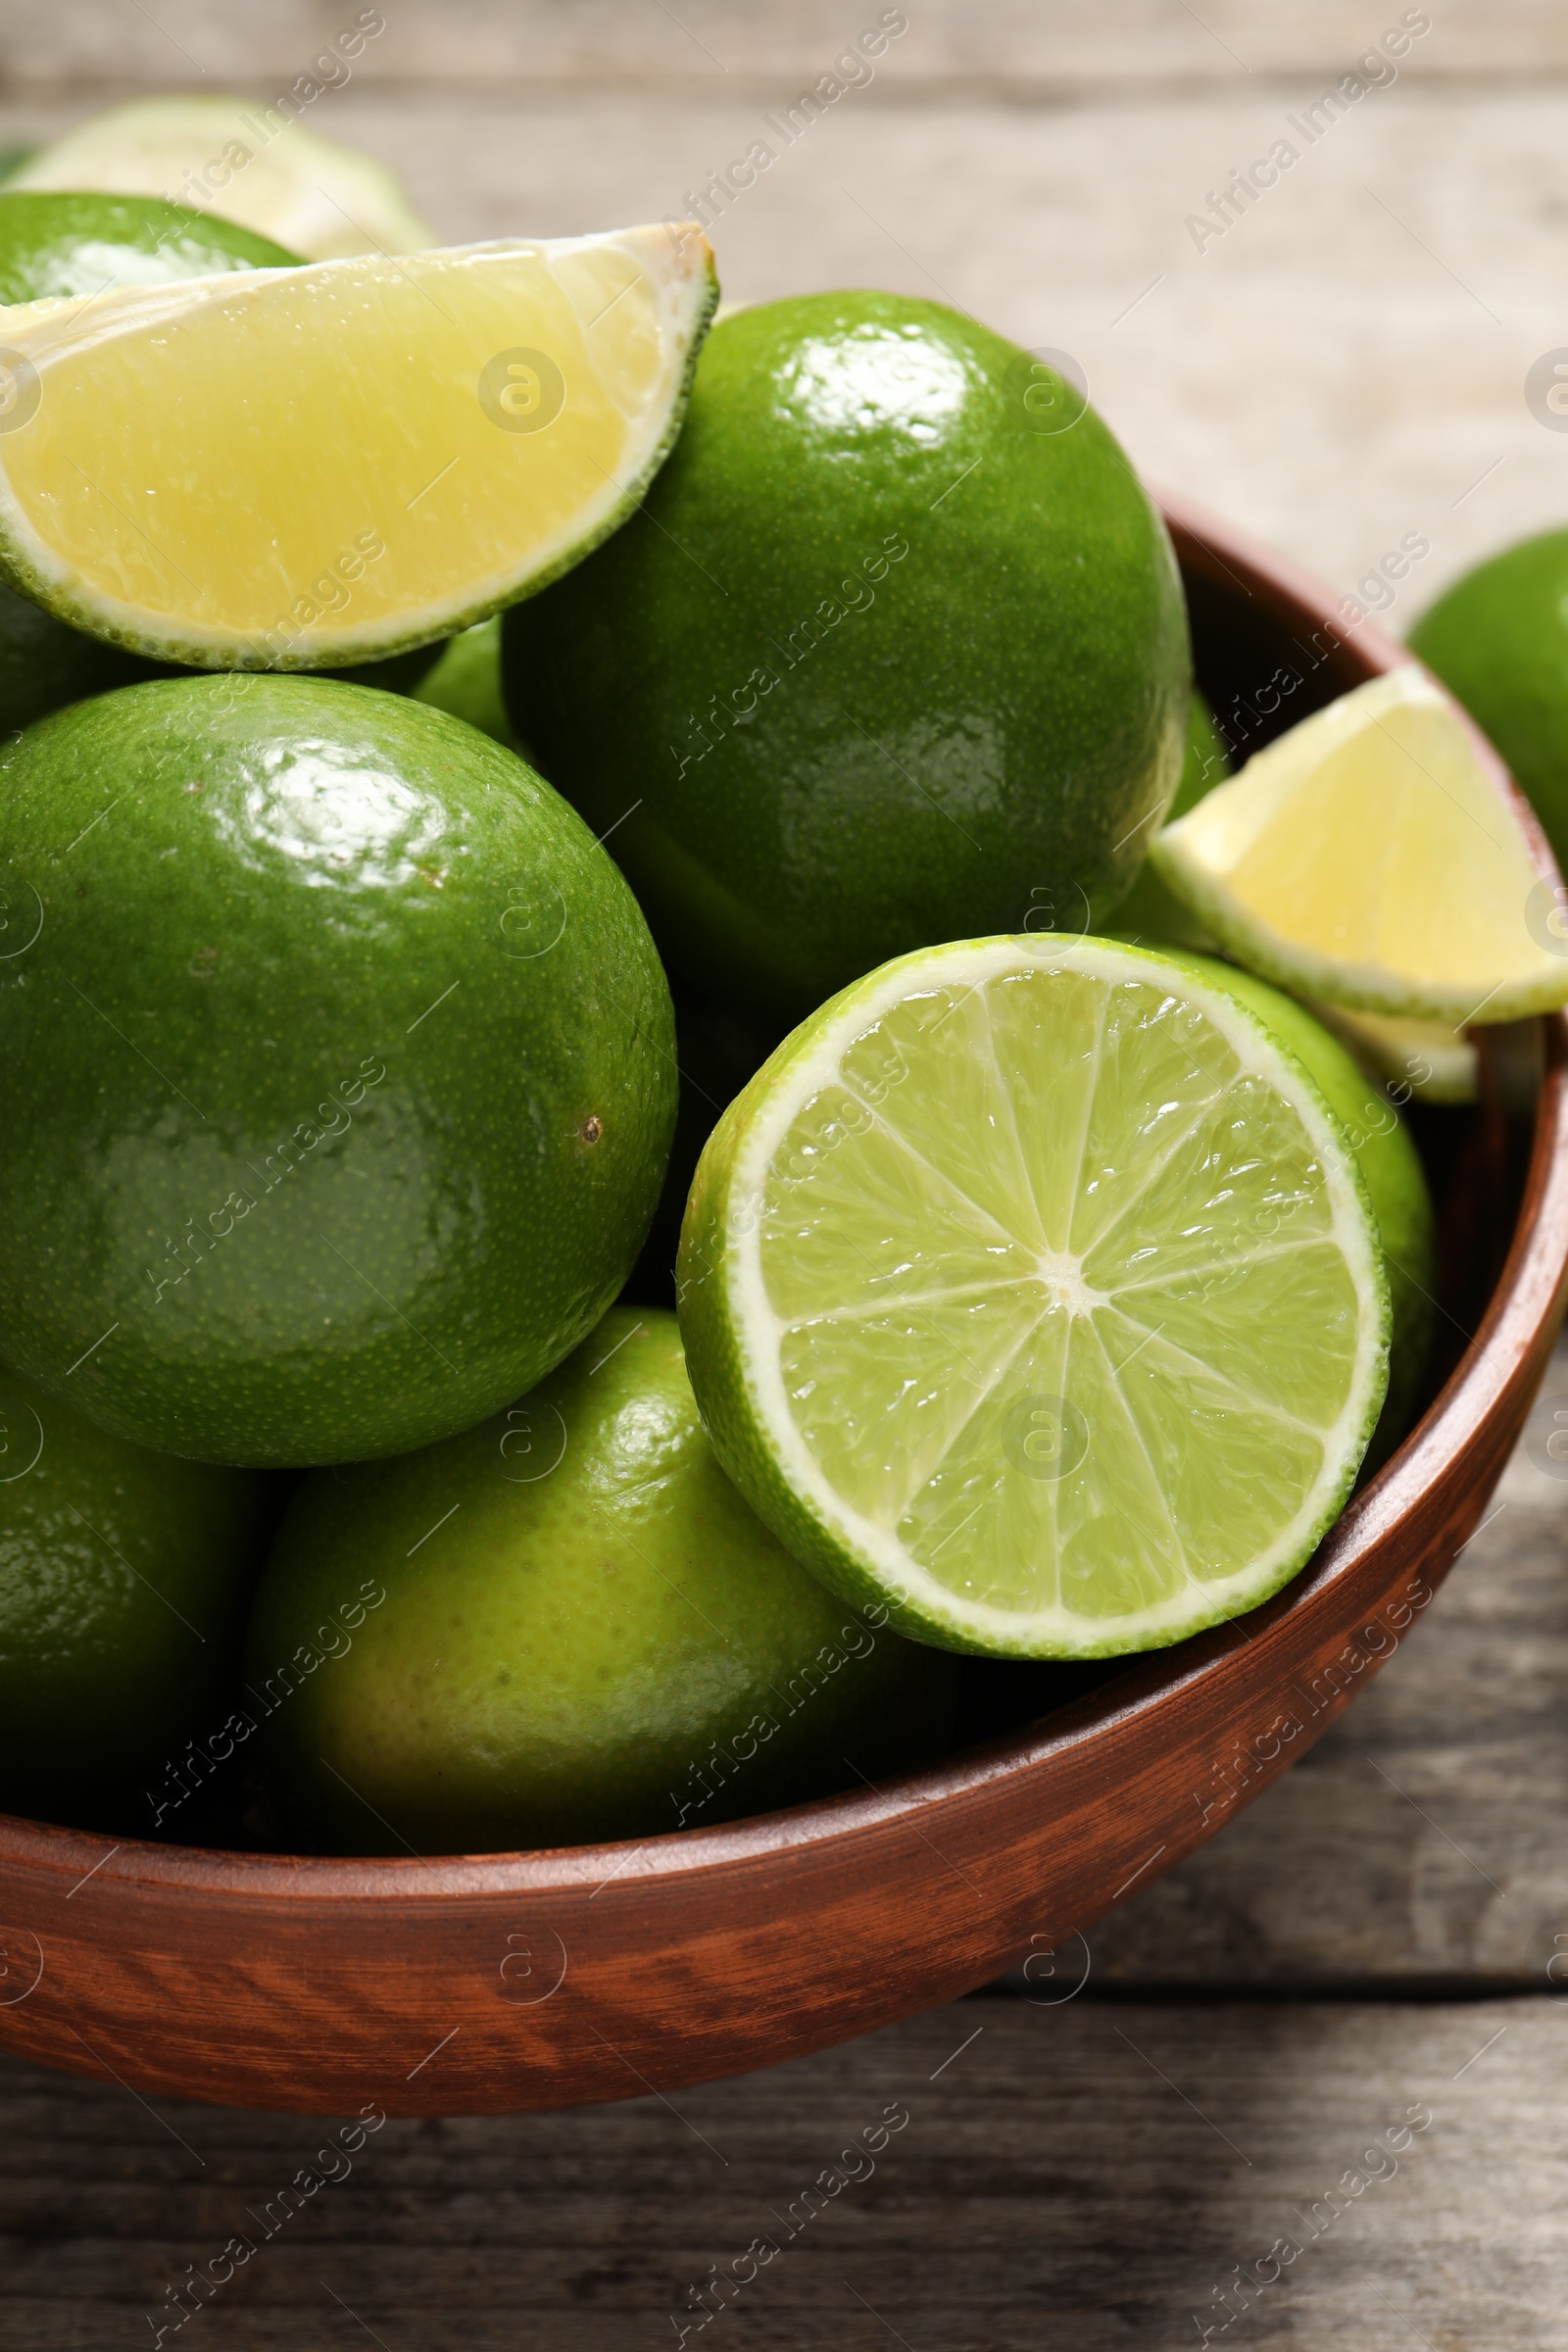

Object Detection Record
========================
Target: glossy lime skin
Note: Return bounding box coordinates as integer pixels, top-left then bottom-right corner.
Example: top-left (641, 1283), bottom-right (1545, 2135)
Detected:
top-left (0, 189), bottom-right (298, 302)
top-left (1113, 690), bottom-right (1231, 947)
top-left (0, 194), bottom-right (304, 732)
top-left (0, 677), bottom-right (676, 1465)
top-left (248, 1308), bottom-right (957, 1853)
top-left (1407, 531), bottom-right (1568, 874)
top-left (1171, 951), bottom-right (1436, 1466)
top-left (0, 1360), bottom-right (270, 1827)
top-left (505, 293), bottom-right (1191, 1018)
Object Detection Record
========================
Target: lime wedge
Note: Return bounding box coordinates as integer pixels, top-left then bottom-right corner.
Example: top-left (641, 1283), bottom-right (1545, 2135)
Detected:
top-left (678, 936), bottom-right (1390, 1658)
top-left (1149, 665), bottom-right (1568, 1024)
top-left (0, 227), bottom-right (715, 669)
top-left (4, 95), bottom-right (436, 261)
top-left (1310, 1004), bottom-right (1478, 1105)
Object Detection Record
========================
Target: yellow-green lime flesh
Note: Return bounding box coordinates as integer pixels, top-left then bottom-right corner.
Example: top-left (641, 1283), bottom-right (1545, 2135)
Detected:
top-left (678, 935), bottom-right (1390, 1659)
top-left (0, 228), bottom-right (716, 672)
top-left (1146, 666), bottom-right (1567, 1025)
top-left (246, 1308), bottom-right (957, 1854)
top-left (0, 196), bottom-right (430, 721)
top-left (0, 191), bottom-right (304, 729)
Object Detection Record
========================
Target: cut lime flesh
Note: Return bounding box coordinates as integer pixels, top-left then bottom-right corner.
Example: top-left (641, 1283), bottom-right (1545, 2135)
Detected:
top-left (0, 227), bottom-right (714, 668)
top-left (1150, 665), bottom-right (1568, 1024)
top-left (679, 936), bottom-right (1390, 1658)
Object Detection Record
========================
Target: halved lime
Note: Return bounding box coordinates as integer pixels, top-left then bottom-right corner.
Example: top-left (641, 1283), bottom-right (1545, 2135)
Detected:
top-left (4, 95), bottom-right (436, 261)
top-left (0, 226), bottom-right (714, 669)
top-left (678, 935), bottom-right (1389, 1658)
top-left (1149, 665), bottom-right (1568, 1024)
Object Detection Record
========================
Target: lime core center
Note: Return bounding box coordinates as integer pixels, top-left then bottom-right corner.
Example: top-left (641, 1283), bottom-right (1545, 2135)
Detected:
top-left (1034, 1250), bottom-right (1105, 1317)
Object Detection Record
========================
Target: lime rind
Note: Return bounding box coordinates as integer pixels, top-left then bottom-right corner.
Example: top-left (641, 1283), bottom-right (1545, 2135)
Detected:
top-left (0, 227), bottom-right (718, 671)
top-left (679, 935), bottom-right (1391, 1660)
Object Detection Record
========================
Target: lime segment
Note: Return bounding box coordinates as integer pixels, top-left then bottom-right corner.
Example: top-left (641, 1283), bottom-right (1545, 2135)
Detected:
top-left (679, 936), bottom-right (1390, 1657)
top-left (0, 227), bottom-right (715, 668)
top-left (1149, 665), bottom-right (1568, 1023)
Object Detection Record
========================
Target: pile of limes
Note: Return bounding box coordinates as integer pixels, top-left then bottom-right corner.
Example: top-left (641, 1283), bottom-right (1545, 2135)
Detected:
top-left (0, 103), bottom-right (1557, 1856)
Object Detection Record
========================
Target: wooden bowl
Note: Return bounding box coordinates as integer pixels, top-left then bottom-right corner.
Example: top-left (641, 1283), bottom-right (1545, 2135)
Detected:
top-left (3, 492), bottom-right (1566, 2118)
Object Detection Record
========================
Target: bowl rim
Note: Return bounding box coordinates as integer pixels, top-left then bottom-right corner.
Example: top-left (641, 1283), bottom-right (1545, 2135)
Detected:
top-left (3, 485), bottom-right (1566, 1910)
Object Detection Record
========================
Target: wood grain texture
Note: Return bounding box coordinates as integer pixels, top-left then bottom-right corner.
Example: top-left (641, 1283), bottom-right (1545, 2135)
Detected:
top-left (5, 0), bottom-right (1568, 96)
top-left (1, 1997), bottom-right (1564, 2349)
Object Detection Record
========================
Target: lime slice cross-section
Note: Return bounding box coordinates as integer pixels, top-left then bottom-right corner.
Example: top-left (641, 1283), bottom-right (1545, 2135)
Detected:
top-left (678, 935), bottom-right (1390, 1658)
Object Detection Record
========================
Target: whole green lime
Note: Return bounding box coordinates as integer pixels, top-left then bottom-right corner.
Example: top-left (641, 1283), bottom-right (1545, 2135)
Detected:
top-left (1407, 530), bottom-right (1568, 871)
top-left (0, 188), bottom-right (298, 302)
top-left (246, 1308), bottom-right (957, 1853)
top-left (1112, 690), bottom-right (1231, 946)
top-left (1170, 950), bottom-right (1435, 1465)
top-left (0, 193), bottom-right (305, 733)
top-left (505, 293), bottom-right (1191, 1018)
top-left (0, 1360), bottom-right (270, 1828)
top-left (0, 677), bottom-right (676, 1466)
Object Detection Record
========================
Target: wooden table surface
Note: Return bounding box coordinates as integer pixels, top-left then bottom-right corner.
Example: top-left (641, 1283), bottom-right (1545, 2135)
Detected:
top-left (4, 4), bottom-right (1568, 2344)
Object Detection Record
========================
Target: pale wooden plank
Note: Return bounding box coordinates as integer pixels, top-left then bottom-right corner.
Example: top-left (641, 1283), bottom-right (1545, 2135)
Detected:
top-left (0, 1997), bottom-right (1563, 2348)
top-left (5, 0), bottom-right (1568, 98)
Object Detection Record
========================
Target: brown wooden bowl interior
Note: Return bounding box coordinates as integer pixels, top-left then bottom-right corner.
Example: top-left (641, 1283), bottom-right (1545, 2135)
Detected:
top-left (2, 489), bottom-right (1566, 2118)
